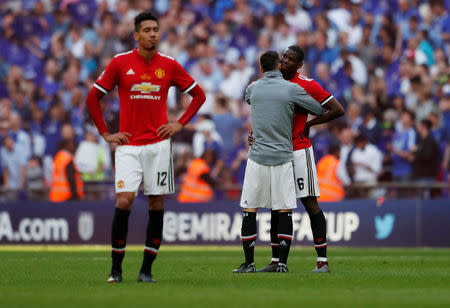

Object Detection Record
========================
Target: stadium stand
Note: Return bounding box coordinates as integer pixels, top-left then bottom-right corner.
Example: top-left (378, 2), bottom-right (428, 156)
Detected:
top-left (0, 0), bottom-right (449, 201)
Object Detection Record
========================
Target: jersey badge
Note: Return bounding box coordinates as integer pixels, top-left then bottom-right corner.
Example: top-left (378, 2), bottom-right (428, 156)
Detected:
top-left (126, 68), bottom-right (135, 75)
top-left (140, 73), bottom-right (152, 81)
top-left (131, 82), bottom-right (161, 93)
top-left (117, 180), bottom-right (124, 188)
top-left (155, 68), bottom-right (165, 79)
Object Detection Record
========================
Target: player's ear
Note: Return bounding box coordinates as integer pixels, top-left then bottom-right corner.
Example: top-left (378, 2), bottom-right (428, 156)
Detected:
top-left (278, 62), bottom-right (282, 70)
top-left (259, 65), bottom-right (263, 73)
top-left (298, 61), bottom-right (303, 70)
top-left (133, 31), bottom-right (139, 42)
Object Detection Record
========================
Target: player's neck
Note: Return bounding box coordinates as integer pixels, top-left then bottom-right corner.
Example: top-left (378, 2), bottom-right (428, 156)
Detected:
top-left (282, 71), bottom-right (296, 81)
top-left (137, 46), bottom-right (157, 62)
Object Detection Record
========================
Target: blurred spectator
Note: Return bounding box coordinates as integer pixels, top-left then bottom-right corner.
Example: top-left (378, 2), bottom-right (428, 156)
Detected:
top-left (49, 139), bottom-right (84, 202)
top-left (358, 105), bottom-right (382, 147)
top-left (74, 129), bottom-right (107, 181)
top-left (284, 0), bottom-right (312, 32)
top-left (193, 119), bottom-right (223, 158)
top-left (415, 87), bottom-right (438, 124)
top-left (25, 156), bottom-right (45, 200)
top-left (346, 103), bottom-right (362, 133)
top-left (8, 111), bottom-right (32, 161)
top-left (390, 110), bottom-right (417, 182)
top-left (1, 135), bottom-right (27, 199)
top-left (412, 119), bottom-right (440, 181)
top-left (212, 95), bottom-right (242, 161)
top-left (229, 140), bottom-right (248, 186)
top-left (178, 149), bottom-right (217, 203)
top-left (339, 134), bottom-right (383, 198)
top-left (317, 145), bottom-right (345, 202)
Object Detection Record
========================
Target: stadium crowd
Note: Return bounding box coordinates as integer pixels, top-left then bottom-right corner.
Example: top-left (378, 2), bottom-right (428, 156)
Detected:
top-left (0, 0), bottom-right (449, 201)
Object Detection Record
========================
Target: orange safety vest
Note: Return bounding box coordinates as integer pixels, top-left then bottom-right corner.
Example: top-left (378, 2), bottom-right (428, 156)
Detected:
top-left (317, 154), bottom-right (345, 202)
top-left (178, 158), bottom-right (213, 202)
top-left (49, 150), bottom-right (84, 202)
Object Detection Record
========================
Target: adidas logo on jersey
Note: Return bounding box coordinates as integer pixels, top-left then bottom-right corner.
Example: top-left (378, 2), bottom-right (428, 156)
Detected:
top-left (126, 69), bottom-right (135, 75)
top-left (249, 241), bottom-right (256, 248)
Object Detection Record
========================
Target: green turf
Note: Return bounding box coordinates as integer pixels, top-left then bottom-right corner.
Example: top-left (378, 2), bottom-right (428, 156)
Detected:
top-left (1, 246), bottom-right (449, 308)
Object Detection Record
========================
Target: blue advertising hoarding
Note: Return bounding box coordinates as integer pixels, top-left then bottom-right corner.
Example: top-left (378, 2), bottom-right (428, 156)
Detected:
top-left (0, 199), bottom-right (449, 246)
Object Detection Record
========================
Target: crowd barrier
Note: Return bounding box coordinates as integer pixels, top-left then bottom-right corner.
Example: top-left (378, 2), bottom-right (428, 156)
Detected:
top-left (0, 199), bottom-right (449, 246)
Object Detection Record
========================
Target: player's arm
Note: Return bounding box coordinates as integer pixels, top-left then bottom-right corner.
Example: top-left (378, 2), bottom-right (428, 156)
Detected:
top-left (86, 59), bottom-right (130, 145)
top-left (291, 84), bottom-right (323, 116)
top-left (244, 82), bottom-right (253, 105)
top-left (304, 97), bottom-right (345, 137)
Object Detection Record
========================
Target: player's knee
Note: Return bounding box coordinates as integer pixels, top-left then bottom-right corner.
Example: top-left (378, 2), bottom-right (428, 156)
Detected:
top-left (301, 196), bottom-right (321, 215)
top-left (148, 195), bottom-right (164, 210)
top-left (116, 196), bottom-right (134, 210)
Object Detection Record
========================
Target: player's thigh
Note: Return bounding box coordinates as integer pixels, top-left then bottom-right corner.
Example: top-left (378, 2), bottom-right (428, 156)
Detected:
top-left (240, 158), bottom-right (271, 209)
top-left (270, 161), bottom-right (297, 211)
top-left (142, 139), bottom-right (174, 195)
top-left (115, 145), bottom-right (143, 193)
top-left (293, 147), bottom-right (320, 199)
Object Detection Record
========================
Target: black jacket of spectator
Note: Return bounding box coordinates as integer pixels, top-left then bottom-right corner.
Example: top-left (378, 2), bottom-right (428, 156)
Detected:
top-left (413, 135), bottom-right (440, 179)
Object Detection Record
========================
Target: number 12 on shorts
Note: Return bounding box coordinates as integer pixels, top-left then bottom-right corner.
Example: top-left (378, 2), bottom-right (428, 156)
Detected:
top-left (157, 172), bottom-right (167, 186)
top-left (297, 177), bottom-right (304, 190)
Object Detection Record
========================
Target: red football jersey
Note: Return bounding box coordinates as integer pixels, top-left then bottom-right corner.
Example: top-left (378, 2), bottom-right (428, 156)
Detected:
top-left (290, 73), bottom-right (333, 151)
top-left (94, 49), bottom-right (197, 146)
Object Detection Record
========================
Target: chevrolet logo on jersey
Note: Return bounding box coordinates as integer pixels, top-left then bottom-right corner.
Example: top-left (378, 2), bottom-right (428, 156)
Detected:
top-left (131, 82), bottom-right (160, 93)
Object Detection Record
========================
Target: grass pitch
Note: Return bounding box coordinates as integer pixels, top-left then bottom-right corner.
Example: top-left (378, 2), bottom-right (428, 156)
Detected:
top-left (0, 246), bottom-right (449, 308)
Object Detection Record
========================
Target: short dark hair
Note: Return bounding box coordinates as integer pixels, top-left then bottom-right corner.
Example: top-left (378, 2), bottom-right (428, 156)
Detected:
top-left (355, 134), bottom-right (368, 144)
top-left (260, 51), bottom-right (280, 72)
top-left (420, 119), bottom-right (432, 131)
top-left (134, 12), bottom-right (159, 32)
top-left (287, 45), bottom-right (304, 62)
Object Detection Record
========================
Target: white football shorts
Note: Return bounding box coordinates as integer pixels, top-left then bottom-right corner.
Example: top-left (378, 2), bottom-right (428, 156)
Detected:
top-left (293, 146), bottom-right (320, 198)
top-left (114, 139), bottom-right (174, 195)
top-left (240, 158), bottom-right (297, 210)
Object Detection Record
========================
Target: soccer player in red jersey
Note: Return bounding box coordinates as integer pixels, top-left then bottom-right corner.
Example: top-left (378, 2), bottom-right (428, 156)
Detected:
top-left (86, 12), bottom-right (205, 283)
top-left (256, 46), bottom-right (344, 273)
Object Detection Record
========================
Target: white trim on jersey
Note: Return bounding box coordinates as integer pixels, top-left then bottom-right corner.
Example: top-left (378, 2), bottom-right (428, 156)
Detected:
top-left (321, 95), bottom-right (334, 105)
top-left (158, 52), bottom-right (175, 60)
top-left (241, 234), bottom-right (257, 240)
top-left (111, 247), bottom-right (125, 252)
top-left (114, 50), bottom-right (134, 58)
top-left (182, 81), bottom-right (197, 93)
top-left (94, 83), bottom-right (108, 94)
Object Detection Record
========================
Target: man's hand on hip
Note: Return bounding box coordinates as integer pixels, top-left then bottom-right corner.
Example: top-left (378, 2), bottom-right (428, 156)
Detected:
top-left (102, 132), bottom-right (131, 144)
top-left (157, 122), bottom-right (183, 139)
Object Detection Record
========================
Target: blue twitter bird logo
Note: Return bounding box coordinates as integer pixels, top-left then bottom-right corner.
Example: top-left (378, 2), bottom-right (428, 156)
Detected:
top-left (375, 214), bottom-right (395, 240)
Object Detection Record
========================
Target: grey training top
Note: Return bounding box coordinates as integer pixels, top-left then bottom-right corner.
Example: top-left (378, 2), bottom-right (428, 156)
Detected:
top-left (246, 70), bottom-right (323, 166)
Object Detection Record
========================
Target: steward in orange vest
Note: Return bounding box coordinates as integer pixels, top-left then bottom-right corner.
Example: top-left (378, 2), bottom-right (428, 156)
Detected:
top-left (49, 139), bottom-right (84, 202)
top-left (317, 146), bottom-right (345, 202)
top-left (178, 149), bottom-right (217, 202)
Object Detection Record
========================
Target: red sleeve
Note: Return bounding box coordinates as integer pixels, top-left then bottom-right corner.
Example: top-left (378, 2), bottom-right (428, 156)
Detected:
top-left (177, 84), bottom-right (206, 126)
top-left (171, 60), bottom-right (197, 93)
top-left (86, 87), bottom-right (108, 135)
top-left (94, 57), bottom-right (119, 94)
top-left (305, 80), bottom-right (333, 105)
